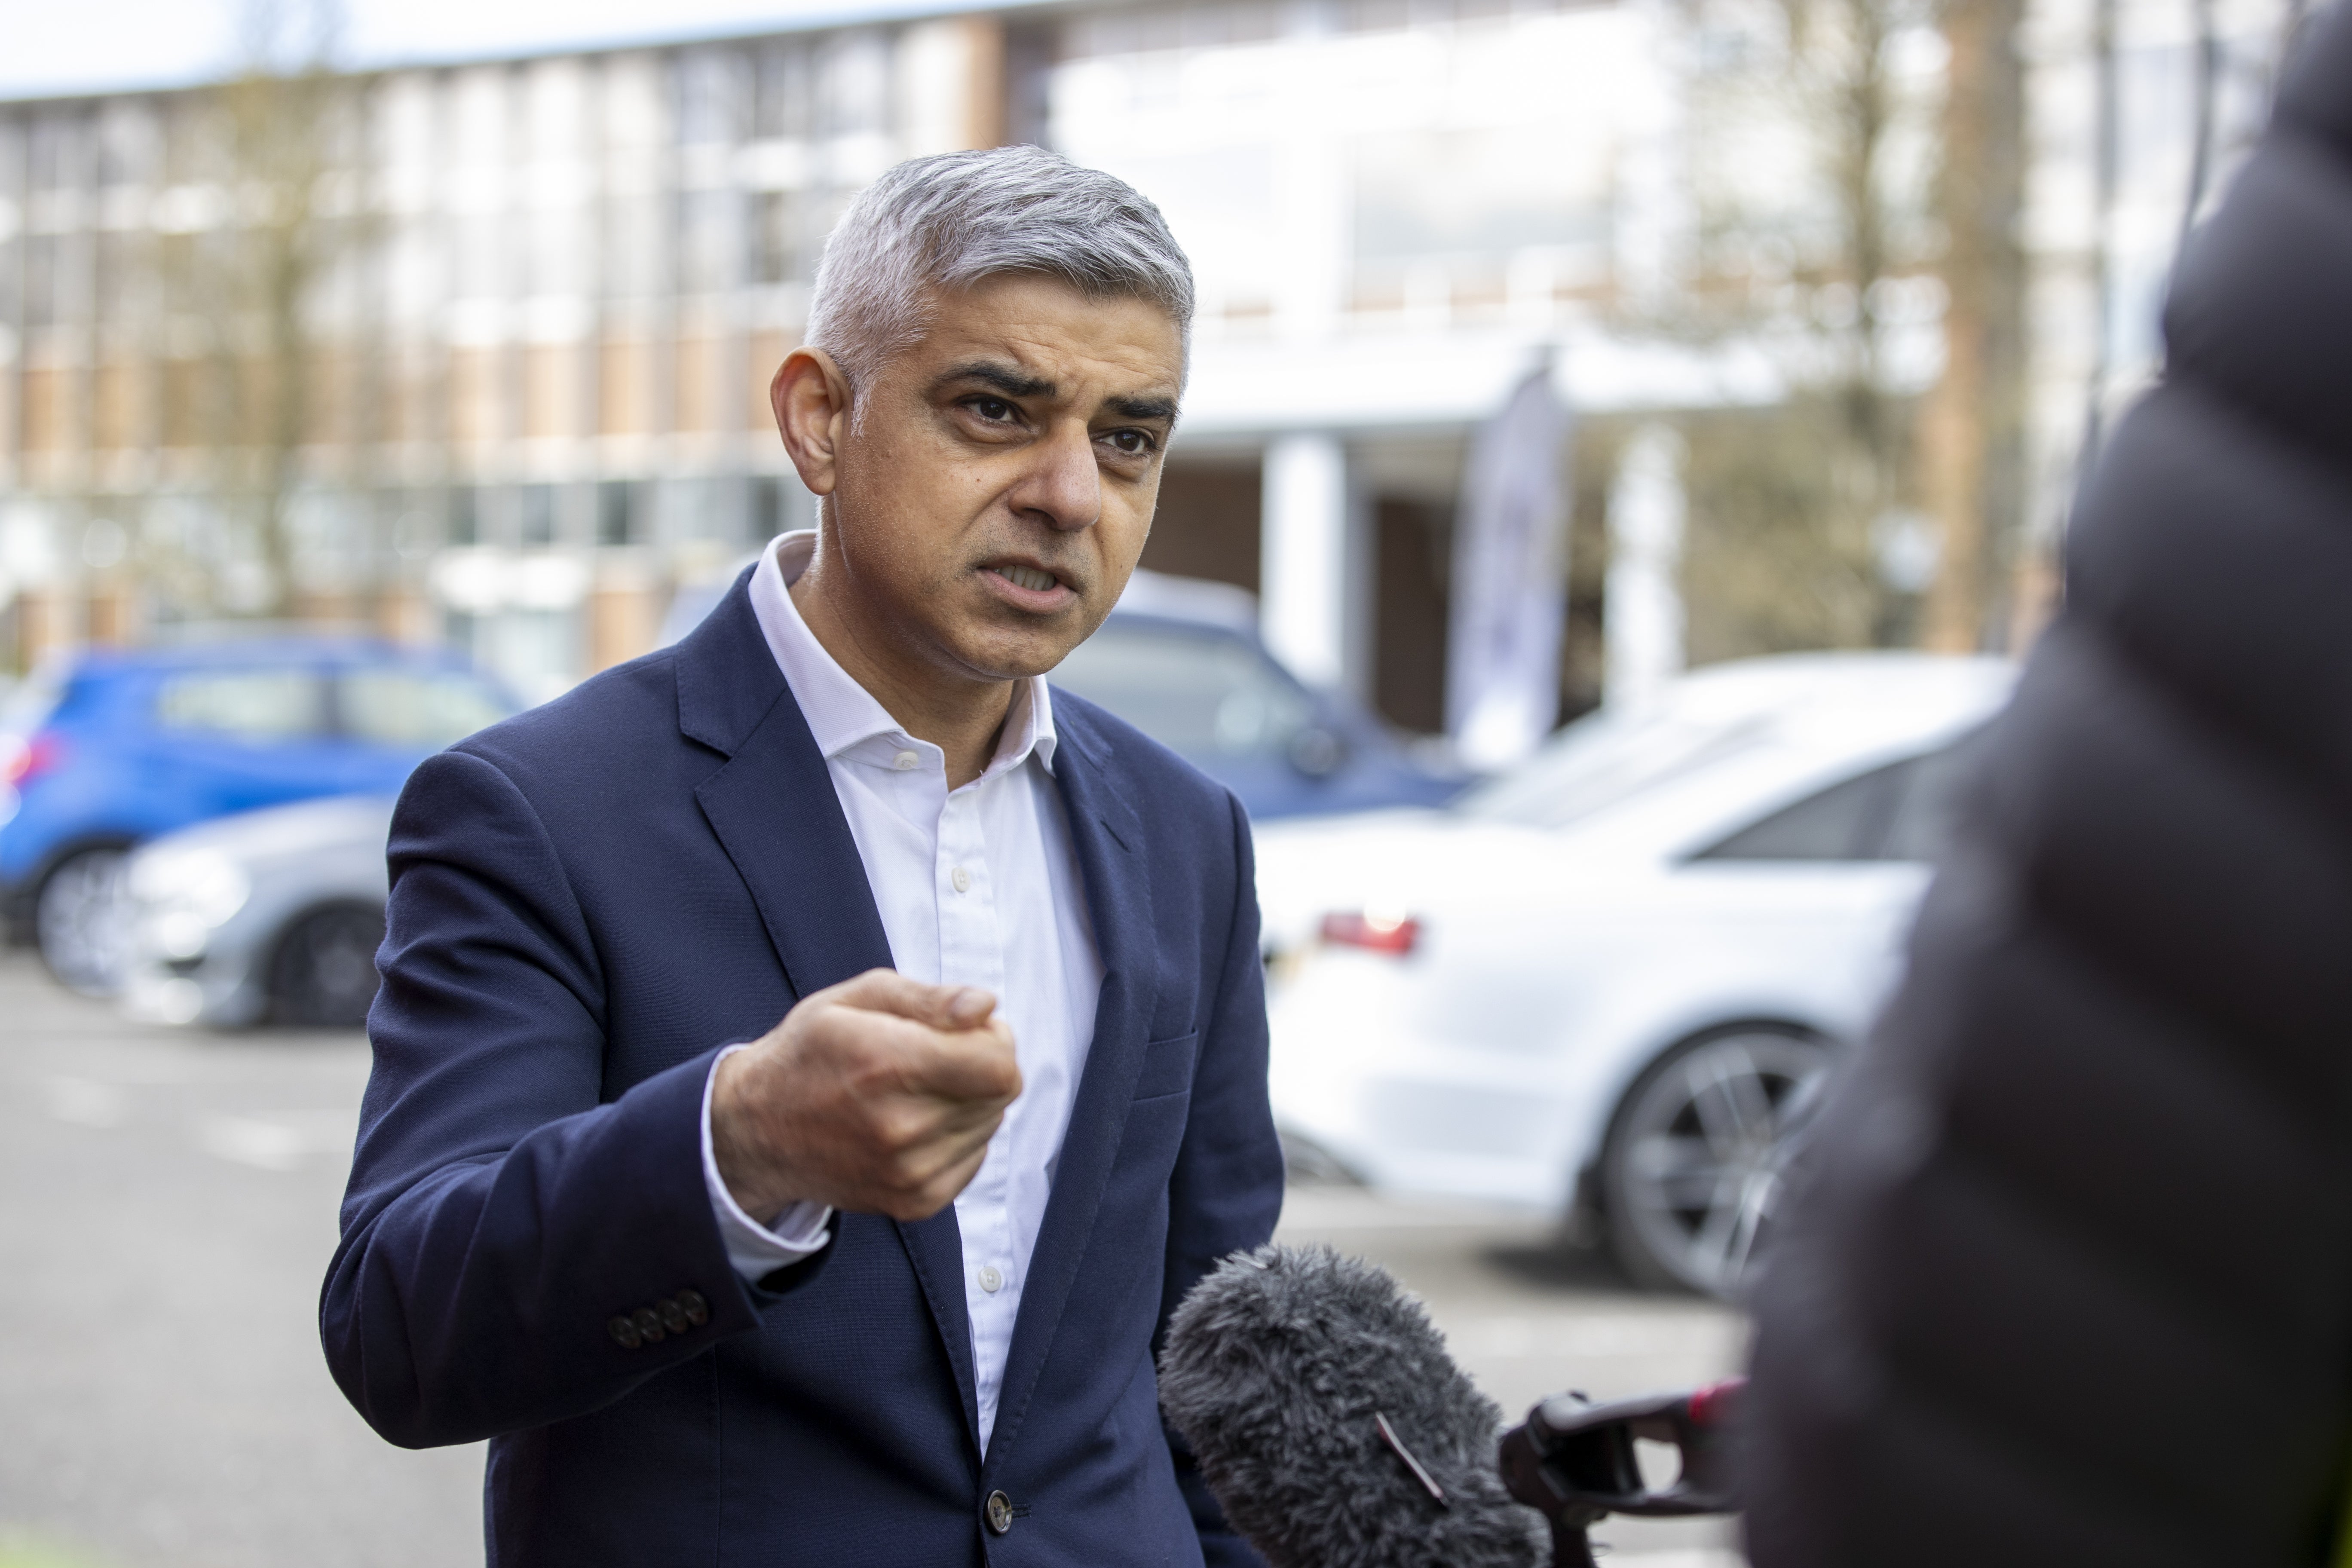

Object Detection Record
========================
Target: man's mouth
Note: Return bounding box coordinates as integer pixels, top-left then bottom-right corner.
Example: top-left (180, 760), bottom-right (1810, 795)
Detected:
top-left (993, 565), bottom-right (1061, 594)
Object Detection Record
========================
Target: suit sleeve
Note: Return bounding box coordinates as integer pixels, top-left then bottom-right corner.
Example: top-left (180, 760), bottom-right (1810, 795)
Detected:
top-left (319, 747), bottom-right (826, 1450)
top-left (1158, 790), bottom-right (1286, 1566)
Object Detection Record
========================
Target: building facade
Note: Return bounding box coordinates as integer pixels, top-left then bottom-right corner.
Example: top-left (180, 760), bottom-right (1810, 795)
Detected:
top-left (0, 0), bottom-right (2298, 720)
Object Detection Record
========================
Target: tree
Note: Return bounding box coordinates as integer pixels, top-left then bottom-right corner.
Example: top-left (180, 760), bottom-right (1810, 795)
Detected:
top-left (1663, 0), bottom-right (1945, 658)
top-left (1917, 0), bottom-right (2029, 652)
top-left (170, 0), bottom-right (353, 619)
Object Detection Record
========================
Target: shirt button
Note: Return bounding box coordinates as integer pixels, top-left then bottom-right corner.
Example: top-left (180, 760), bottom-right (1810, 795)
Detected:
top-left (978, 1265), bottom-right (1003, 1293)
top-left (951, 866), bottom-right (971, 893)
top-left (893, 750), bottom-right (919, 770)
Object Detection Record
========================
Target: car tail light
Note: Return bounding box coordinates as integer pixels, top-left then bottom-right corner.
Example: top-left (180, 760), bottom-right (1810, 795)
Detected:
top-left (1318, 910), bottom-right (1421, 956)
top-left (1, 731), bottom-right (64, 787)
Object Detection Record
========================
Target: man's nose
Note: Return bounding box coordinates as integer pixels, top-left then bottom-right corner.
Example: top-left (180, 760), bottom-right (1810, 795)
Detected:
top-left (1006, 421), bottom-right (1102, 533)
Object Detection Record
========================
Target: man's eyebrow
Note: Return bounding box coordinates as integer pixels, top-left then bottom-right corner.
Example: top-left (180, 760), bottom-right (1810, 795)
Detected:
top-left (1103, 394), bottom-right (1180, 424)
top-left (934, 360), bottom-right (1058, 400)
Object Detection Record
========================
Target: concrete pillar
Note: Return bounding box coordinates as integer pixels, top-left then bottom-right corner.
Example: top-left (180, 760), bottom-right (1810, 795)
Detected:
top-left (899, 17), bottom-right (1008, 154)
top-left (374, 585), bottom-right (438, 646)
top-left (588, 553), bottom-right (663, 674)
top-left (17, 589), bottom-right (77, 668)
top-left (1605, 424), bottom-right (1687, 711)
top-left (1259, 432), bottom-right (1355, 691)
top-left (86, 581), bottom-right (142, 646)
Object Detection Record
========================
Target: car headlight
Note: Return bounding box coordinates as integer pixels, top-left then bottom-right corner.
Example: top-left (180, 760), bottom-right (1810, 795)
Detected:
top-left (129, 849), bottom-right (251, 930)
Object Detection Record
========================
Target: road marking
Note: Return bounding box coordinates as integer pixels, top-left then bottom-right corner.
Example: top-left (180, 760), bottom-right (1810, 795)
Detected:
top-left (44, 1076), bottom-right (128, 1128)
top-left (1450, 1314), bottom-right (1745, 1360)
top-left (1275, 1187), bottom-right (1547, 1232)
top-left (194, 1111), bottom-right (358, 1171)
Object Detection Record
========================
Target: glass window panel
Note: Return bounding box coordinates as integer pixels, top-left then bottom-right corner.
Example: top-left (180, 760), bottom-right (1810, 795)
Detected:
top-left (154, 669), bottom-right (329, 742)
top-left (1694, 760), bottom-right (1908, 863)
top-left (1879, 728), bottom-right (1989, 863)
top-left (1050, 623), bottom-right (1312, 760)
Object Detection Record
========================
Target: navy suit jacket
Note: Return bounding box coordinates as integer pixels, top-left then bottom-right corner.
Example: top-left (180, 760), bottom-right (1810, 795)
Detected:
top-left (321, 577), bottom-right (1285, 1566)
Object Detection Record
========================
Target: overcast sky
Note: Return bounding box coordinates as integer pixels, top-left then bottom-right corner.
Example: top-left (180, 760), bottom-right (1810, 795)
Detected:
top-left (2, 0), bottom-right (989, 101)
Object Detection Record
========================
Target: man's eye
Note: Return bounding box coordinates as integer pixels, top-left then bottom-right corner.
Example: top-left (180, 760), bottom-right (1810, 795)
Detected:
top-left (971, 397), bottom-right (1014, 422)
top-left (1102, 429), bottom-right (1155, 456)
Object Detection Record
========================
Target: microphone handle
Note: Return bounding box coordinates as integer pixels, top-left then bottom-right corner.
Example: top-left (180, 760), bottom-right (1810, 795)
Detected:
top-left (1551, 1524), bottom-right (1602, 1568)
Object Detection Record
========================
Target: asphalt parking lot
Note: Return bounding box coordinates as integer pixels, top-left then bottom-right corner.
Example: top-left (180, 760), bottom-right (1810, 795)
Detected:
top-left (0, 954), bottom-right (1743, 1568)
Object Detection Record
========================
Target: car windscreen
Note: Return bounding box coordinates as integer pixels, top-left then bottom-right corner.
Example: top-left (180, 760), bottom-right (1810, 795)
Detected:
top-left (338, 667), bottom-right (516, 750)
top-left (153, 668), bottom-right (331, 743)
top-left (1455, 706), bottom-right (1775, 830)
top-left (1050, 621), bottom-right (1314, 760)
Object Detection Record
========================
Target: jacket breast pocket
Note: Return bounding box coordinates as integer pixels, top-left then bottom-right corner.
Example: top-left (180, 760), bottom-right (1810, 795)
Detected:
top-left (1132, 1031), bottom-right (1199, 1100)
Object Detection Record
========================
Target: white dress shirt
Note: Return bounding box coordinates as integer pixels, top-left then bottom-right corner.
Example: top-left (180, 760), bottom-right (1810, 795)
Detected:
top-left (697, 530), bottom-right (1105, 1451)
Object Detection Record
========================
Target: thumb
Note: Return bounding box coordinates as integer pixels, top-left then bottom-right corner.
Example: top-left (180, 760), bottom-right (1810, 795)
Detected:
top-left (830, 968), bottom-right (997, 1030)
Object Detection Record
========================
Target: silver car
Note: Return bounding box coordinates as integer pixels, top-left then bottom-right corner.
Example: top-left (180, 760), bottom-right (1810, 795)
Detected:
top-left (119, 794), bottom-right (393, 1029)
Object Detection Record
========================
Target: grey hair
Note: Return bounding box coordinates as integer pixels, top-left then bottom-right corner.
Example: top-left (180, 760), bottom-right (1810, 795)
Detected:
top-left (804, 145), bottom-right (1195, 406)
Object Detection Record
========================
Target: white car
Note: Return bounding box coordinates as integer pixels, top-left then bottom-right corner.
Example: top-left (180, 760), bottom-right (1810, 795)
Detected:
top-left (1255, 652), bottom-right (2018, 1298)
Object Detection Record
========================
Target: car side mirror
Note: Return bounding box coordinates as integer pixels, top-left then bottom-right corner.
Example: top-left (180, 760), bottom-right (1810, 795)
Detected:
top-left (1287, 725), bottom-right (1348, 778)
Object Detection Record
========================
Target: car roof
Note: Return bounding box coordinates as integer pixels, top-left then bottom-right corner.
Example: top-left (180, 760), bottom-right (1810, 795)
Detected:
top-left (1637, 651), bottom-right (2015, 730)
top-left (1107, 570), bottom-right (1259, 633)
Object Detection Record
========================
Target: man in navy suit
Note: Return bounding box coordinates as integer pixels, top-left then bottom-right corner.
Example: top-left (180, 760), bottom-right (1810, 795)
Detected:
top-left (322, 146), bottom-right (1284, 1566)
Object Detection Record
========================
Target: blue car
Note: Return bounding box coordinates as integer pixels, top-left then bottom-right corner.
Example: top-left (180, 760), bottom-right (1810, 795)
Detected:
top-left (0, 637), bottom-right (516, 993)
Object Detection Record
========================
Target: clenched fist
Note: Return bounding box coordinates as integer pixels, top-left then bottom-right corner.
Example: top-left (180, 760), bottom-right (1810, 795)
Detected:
top-left (710, 968), bottom-right (1023, 1223)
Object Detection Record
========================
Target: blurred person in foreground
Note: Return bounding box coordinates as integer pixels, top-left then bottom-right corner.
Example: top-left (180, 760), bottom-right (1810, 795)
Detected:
top-left (1743, 9), bottom-right (2352, 1565)
top-left (320, 147), bottom-right (1282, 1566)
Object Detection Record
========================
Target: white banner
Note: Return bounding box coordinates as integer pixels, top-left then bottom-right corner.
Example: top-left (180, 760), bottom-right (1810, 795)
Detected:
top-left (1446, 363), bottom-right (1572, 771)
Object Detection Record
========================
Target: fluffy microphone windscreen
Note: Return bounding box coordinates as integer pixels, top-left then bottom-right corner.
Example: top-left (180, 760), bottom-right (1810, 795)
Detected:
top-left (1160, 1243), bottom-right (1545, 1568)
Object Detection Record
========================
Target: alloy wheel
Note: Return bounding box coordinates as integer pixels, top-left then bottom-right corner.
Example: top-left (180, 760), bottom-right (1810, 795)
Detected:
top-left (1605, 1028), bottom-right (1837, 1299)
top-left (272, 905), bottom-right (386, 1028)
top-left (37, 848), bottom-right (132, 998)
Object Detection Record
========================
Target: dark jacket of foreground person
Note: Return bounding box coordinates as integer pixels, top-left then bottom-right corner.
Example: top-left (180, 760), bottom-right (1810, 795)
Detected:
top-left (319, 580), bottom-right (1282, 1566)
top-left (1744, 11), bottom-right (2352, 1566)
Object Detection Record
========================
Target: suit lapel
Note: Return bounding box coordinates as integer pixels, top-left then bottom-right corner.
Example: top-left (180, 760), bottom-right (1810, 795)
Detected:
top-left (679, 579), bottom-right (981, 1450)
top-left (985, 712), bottom-right (1157, 1470)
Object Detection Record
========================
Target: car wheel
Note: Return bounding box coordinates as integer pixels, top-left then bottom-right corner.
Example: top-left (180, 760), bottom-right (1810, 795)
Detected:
top-left (37, 847), bottom-right (132, 998)
top-left (270, 905), bottom-right (386, 1029)
top-left (1601, 1025), bottom-right (1838, 1300)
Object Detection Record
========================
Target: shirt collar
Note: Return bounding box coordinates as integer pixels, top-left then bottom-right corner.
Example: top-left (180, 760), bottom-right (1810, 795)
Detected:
top-left (747, 530), bottom-right (1059, 778)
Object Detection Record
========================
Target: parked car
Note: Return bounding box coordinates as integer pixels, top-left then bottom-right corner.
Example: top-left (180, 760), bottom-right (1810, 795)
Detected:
top-left (121, 795), bottom-right (393, 1029)
top-left (662, 557), bottom-right (1462, 821)
top-left (0, 638), bottom-right (514, 995)
top-left (1253, 652), bottom-right (2018, 1298)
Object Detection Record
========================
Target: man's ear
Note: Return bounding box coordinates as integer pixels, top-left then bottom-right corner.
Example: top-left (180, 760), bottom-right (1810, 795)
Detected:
top-left (772, 347), bottom-right (850, 497)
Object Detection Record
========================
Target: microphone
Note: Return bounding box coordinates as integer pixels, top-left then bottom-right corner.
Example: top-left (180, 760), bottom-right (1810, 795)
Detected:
top-left (1158, 1243), bottom-right (1547, 1568)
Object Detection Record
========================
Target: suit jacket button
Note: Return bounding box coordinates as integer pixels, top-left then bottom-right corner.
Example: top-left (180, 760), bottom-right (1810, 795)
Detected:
top-left (985, 1491), bottom-right (1014, 1535)
top-left (607, 1315), bottom-right (643, 1350)
top-left (632, 1307), bottom-right (666, 1344)
top-left (677, 1289), bottom-right (709, 1326)
top-left (658, 1297), bottom-right (691, 1335)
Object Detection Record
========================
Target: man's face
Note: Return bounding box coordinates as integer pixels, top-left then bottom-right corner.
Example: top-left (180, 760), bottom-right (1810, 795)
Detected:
top-left (820, 273), bottom-right (1184, 685)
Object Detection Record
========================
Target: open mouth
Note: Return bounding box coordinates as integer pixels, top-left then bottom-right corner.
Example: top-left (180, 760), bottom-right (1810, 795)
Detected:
top-left (993, 565), bottom-right (1061, 594)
